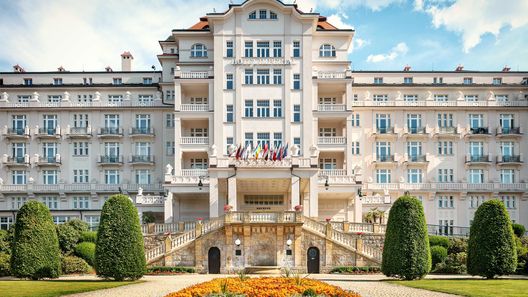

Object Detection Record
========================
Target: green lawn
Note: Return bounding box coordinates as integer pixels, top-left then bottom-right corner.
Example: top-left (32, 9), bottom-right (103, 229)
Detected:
top-left (0, 280), bottom-right (138, 297)
top-left (388, 279), bottom-right (528, 297)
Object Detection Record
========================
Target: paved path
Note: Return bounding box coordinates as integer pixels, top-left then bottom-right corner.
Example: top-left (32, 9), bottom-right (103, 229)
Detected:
top-left (62, 273), bottom-right (526, 297)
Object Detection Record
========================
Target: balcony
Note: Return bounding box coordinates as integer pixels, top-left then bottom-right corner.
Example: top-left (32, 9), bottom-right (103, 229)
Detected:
top-left (316, 71), bottom-right (348, 80)
top-left (180, 137), bottom-right (209, 145)
top-left (177, 71), bottom-right (211, 79)
top-left (374, 127), bottom-right (395, 135)
top-left (180, 169), bottom-right (208, 176)
top-left (467, 127), bottom-right (490, 137)
top-left (130, 155), bottom-right (155, 165)
top-left (36, 155), bottom-right (61, 166)
top-left (180, 104), bottom-right (209, 112)
top-left (319, 169), bottom-right (347, 176)
top-left (98, 127), bottom-right (123, 138)
top-left (375, 155), bottom-right (395, 163)
top-left (36, 127), bottom-right (61, 139)
top-left (465, 154), bottom-right (492, 164)
top-left (318, 137), bottom-right (346, 145)
top-left (404, 126), bottom-right (427, 135)
top-left (317, 104), bottom-right (346, 112)
top-left (2, 127), bottom-right (30, 139)
top-left (98, 155), bottom-right (124, 165)
top-left (497, 155), bottom-right (523, 165)
top-left (496, 126), bottom-right (522, 138)
top-left (129, 127), bottom-right (155, 138)
top-left (433, 126), bottom-right (459, 137)
top-left (65, 127), bottom-right (92, 138)
top-left (2, 155), bottom-right (30, 167)
top-left (405, 154), bottom-right (428, 163)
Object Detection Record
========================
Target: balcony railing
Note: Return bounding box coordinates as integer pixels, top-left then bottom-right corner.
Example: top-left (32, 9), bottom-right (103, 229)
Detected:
top-left (365, 182), bottom-right (528, 192)
top-left (427, 224), bottom-right (470, 237)
top-left (407, 126), bottom-right (426, 134)
top-left (376, 155), bottom-right (395, 162)
top-left (375, 127), bottom-right (394, 134)
top-left (466, 155), bottom-right (491, 163)
top-left (3, 155), bottom-right (30, 166)
top-left (407, 154), bottom-right (427, 162)
top-left (37, 127), bottom-right (59, 136)
top-left (98, 127), bottom-right (123, 136)
top-left (6, 128), bottom-right (30, 137)
top-left (469, 127), bottom-right (490, 135)
top-left (37, 156), bottom-right (61, 165)
top-left (180, 137), bottom-right (209, 145)
top-left (179, 71), bottom-right (209, 79)
top-left (496, 127), bottom-right (521, 135)
top-left (0, 183), bottom-right (164, 193)
top-left (98, 155), bottom-right (123, 164)
top-left (130, 155), bottom-right (155, 163)
top-left (436, 126), bottom-right (457, 134)
top-left (318, 137), bottom-right (346, 145)
top-left (180, 169), bottom-right (208, 176)
top-left (319, 169), bottom-right (347, 176)
top-left (497, 155), bottom-right (522, 163)
top-left (317, 71), bottom-right (347, 79)
top-left (67, 127), bottom-right (92, 137)
top-left (317, 104), bottom-right (346, 112)
top-left (180, 104), bottom-right (209, 112)
top-left (130, 127), bottom-right (154, 136)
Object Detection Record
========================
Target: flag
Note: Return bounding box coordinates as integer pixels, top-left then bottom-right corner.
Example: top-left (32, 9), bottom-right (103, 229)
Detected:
top-left (282, 143), bottom-right (288, 159)
top-left (235, 144), bottom-right (241, 160)
top-left (277, 145), bottom-right (284, 161)
top-left (263, 143), bottom-right (269, 160)
top-left (255, 143), bottom-right (262, 159)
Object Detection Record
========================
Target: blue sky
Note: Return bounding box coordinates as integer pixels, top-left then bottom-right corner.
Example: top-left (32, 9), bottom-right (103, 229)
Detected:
top-left (0, 0), bottom-right (527, 72)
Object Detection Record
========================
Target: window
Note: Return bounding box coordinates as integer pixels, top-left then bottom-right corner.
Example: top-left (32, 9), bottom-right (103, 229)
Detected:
top-left (48, 95), bottom-right (62, 102)
top-left (496, 94), bottom-right (509, 101)
top-left (11, 197), bottom-right (27, 210)
top-left (244, 69), bottom-right (253, 84)
top-left (166, 141), bottom-right (175, 156)
top-left (73, 169), bottom-right (89, 183)
top-left (375, 114), bottom-right (391, 132)
top-left (166, 113), bottom-right (175, 128)
top-left (373, 94), bottom-right (388, 101)
top-left (351, 113), bottom-right (360, 127)
top-left (244, 132), bottom-right (254, 147)
top-left (24, 78), bottom-right (32, 86)
top-left (0, 217), bottom-right (13, 230)
top-left (437, 113), bottom-right (453, 128)
top-left (226, 73), bottom-right (234, 89)
top-left (83, 77), bottom-right (93, 85)
top-left (376, 169), bottom-right (391, 183)
top-left (84, 216), bottom-right (100, 230)
top-left (53, 216), bottom-right (70, 224)
top-left (256, 69), bottom-right (270, 84)
top-left (434, 94), bottom-right (448, 102)
top-left (463, 77), bottom-right (473, 85)
top-left (273, 41), bottom-right (282, 57)
top-left (73, 142), bottom-right (89, 156)
top-left (135, 142), bottom-right (151, 156)
top-left (190, 128), bottom-right (208, 137)
top-left (17, 95), bottom-right (31, 103)
top-left (165, 90), bottom-right (175, 100)
top-left (293, 74), bottom-right (301, 89)
top-left (352, 142), bottom-right (360, 155)
top-left (12, 143), bottom-right (26, 159)
top-left (43, 170), bottom-right (58, 185)
top-left (108, 95), bottom-right (123, 103)
top-left (437, 195), bottom-right (454, 208)
top-left (468, 114), bottom-right (484, 129)
top-left (273, 69), bottom-right (282, 84)
top-left (138, 94), bottom-right (153, 103)
top-left (273, 132), bottom-right (282, 148)
top-left (135, 114), bottom-right (151, 131)
top-left (374, 77), bottom-right (384, 84)
top-left (12, 170), bottom-right (27, 185)
top-left (407, 141), bottom-right (422, 159)
top-left (501, 195), bottom-right (517, 209)
top-left (249, 11), bottom-right (257, 19)
top-left (11, 115), bottom-right (26, 132)
top-left (468, 169), bottom-right (484, 184)
top-left (104, 142), bottom-right (120, 158)
top-left (500, 141), bottom-right (514, 158)
top-left (319, 128), bottom-right (337, 137)
top-left (244, 195), bottom-right (283, 205)
top-left (293, 41), bottom-right (301, 57)
top-left (244, 100), bottom-right (254, 117)
top-left (104, 114), bottom-right (120, 129)
top-left (403, 94), bottom-right (418, 101)
top-left (256, 41), bottom-right (270, 57)
top-left (407, 169), bottom-right (422, 183)
top-left (73, 114), bottom-right (89, 128)
top-left (142, 77), bottom-right (153, 85)
top-left (501, 169), bottom-right (515, 184)
top-left (464, 94), bottom-right (479, 101)
top-left (226, 137), bottom-right (234, 153)
top-left (43, 115), bottom-right (58, 133)
top-left (319, 159), bottom-right (337, 171)
top-left (42, 196), bottom-right (59, 210)
top-left (404, 77), bottom-right (413, 84)
top-left (433, 77), bottom-right (443, 84)
top-left (259, 9), bottom-right (267, 19)
top-left (470, 195), bottom-right (485, 208)
top-left (226, 105), bottom-right (234, 122)
top-left (273, 100), bottom-right (282, 117)
top-left (293, 137), bottom-right (301, 155)
top-left (293, 105), bottom-right (301, 122)
top-left (226, 41), bottom-right (233, 57)
top-left (136, 169), bottom-right (151, 184)
top-left (105, 170), bottom-right (120, 184)
top-left (437, 141), bottom-right (453, 155)
top-left (244, 41), bottom-right (253, 57)
top-left (270, 11), bottom-right (277, 19)
top-left (73, 196), bottom-right (90, 209)
top-left (492, 77), bottom-right (502, 85)
top-left (257, 133), bottom-right (270, 147)
top-left (376, 141), bottom-right (391, 161)
top-left (256, 100), bottom-right (270, 118)
top-left (112, 78), bottom-right (122, 85)
top-left (190, 43), bottom-right (207, 58)
top-left (407, 114), bottom-right (422, 133)
top-left (319, 44), bottom-right (336, 57)
top-left (437, 169), bottom-right (454, 182)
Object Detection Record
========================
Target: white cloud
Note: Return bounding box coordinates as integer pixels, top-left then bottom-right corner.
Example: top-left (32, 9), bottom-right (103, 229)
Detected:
top-left (366, 42), bottom-right (408, 63)
top-left (413, 0), bottom-right (424, 11)
top-left (290, 0), bottom-right (403, 12)
top-left (327, 14), bottom-right (354, 30)
top-left (420, 0), bottom-right (528, 53)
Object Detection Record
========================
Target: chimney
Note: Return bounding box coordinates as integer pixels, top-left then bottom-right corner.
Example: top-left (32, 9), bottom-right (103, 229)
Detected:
top-left (455, 64), bottom-right (464, 72)
top-left (13, 64), bottom-right (25, 73)
top-left (502, 65), bottom-right (511, 72)
top-left (105, 66), bottom-right (113, 72)
top-left (121, 51), bottom-right (133, 71)
top-left (57, 66), bottom-right (65, 72)
top-left (403, 65), bottom-right (411, 72)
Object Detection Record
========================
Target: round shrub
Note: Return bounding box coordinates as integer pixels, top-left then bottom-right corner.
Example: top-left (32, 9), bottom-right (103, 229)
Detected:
top-left (57, 224), bottom-right (81, 254)
top-left (431, 245), bottom-right (448, 268)
top-left (75, 242), bottom-right (95, 266)
top-left (80, 231), bottom-right (97, 243)
top-left (448, 237), bottom-right (468, 254)
top-left (65, 219), bottom-right (89, 234)
top-left (11, 201), bottom-right (61, 279)
top-left (512, 223), bottom-right (526, 238)
top-left (0, 252), bottom-right (10, 276)
top-left (468, 199), bottom-right (517, 278)
top-left (429, 235), bottom-right (449, 249)
top-left (95, 194), bottom-right (146, 280)
top-left (61, 255), bottom-right (90, 274)
top-left (382, 195), bottom-right (431, 279)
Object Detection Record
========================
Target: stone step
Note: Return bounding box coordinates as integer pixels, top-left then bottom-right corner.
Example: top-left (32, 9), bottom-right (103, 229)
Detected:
top-left (244, 266), bottom-right (282, 275)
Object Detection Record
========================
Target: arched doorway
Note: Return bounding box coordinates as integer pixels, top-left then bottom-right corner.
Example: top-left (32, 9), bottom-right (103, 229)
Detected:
top-left (208, 247), bottom-right (221, 274)
top-left (307, 247), bottom-right (320, 273)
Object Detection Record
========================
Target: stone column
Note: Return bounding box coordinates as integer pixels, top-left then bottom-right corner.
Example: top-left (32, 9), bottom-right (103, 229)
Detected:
top-left (164, 192), bottom-right (174, 223)
top-left (228, 177), bottom-right (237, 211)
top-left (209, 177), bottom-right (219, 217)
top-left (354, 195), bottom-right (363, 223)
top-left (291, 176), bottom-right (300, 210)
top-left (225, 225), bottom-right (233, 272)
top-left (174, 81), bottom-right (181, 111)
top-left (308, 174), bottom-right (318, 218)
top-left (174, 118), bottom-right (182, 173)
top-left (194, 221), bottom-right (204, 272)
top-left (164, 235), bottom-right (173, 265)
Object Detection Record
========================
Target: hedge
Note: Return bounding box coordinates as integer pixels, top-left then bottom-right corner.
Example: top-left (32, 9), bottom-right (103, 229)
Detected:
top-left (61, 255), bottom-right (90, 274)
top-left (146, 266), bottom-right (196, 274)
top-left (0, 252), bottom-right (10, 276)
top-left (10, 201), bottom-right (61, 279)
top-left (330, 266), bottom-right (381, 274)
top-left (429, 235), bottom-right (449, 249)
top-left (75, 242), bottom-right (96, 266)
top-left (80, 231), bottom-right (98, 243)
top-left (57, 224), bottom-right (81, 254)
top-left (95, 194), bottom-right (146, 280)
top-left (0, 230), bottom-right (12, 254)
top-left (65, 219), bottom-right (89, 234)
top-left (512, 224), bottom-right (526, 238)
top-left (467, 199), bottom-right (517, 278)
top-left (431, 245), bottom-right (448, 268)
top-left (381, 194), bottom-right (431, 280)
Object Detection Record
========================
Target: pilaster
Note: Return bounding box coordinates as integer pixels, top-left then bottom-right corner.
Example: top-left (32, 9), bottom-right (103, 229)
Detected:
top-left (294, 225), bottom-right (303, 269)
top-left (228, 176), bottom-right (237, 211)
top-left (291, 176), bottom-right (300, 210)
top-left (164, 192), bottom-right (174, 223)
top-left (209, 177), bottom-right (219, 217)
top-left (308, 174), bottom-right (318, 218)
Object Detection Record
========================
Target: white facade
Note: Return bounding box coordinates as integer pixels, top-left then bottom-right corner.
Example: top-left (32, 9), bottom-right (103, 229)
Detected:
top-left (1, 0), bottom-right (528, 233)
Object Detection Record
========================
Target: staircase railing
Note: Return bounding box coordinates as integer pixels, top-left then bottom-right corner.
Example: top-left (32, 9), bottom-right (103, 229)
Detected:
top-left (171, 229), bottom-right (196, 250)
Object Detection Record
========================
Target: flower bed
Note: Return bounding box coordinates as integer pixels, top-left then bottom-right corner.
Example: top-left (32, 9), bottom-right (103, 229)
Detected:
top-left (165, 277), bottom-right (361, 297)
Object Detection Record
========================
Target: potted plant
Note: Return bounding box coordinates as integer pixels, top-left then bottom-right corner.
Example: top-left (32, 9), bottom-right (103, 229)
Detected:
top-left (325, 218), bottom-right (331, 223)
top-left (294, 205), bottom-right (303, 212)
top-left (224, 204), bottom-right (233, 212)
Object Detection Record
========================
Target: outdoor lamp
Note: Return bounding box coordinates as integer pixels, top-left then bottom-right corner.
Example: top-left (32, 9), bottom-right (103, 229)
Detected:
top-left (198, 178), bottom-right (203, 190)
top-left (324, 178), bottom-right (329, 190)
top-left (235, 238), bottom-right (241, 246)
top-left (286, 239), bottom-right (293, 246)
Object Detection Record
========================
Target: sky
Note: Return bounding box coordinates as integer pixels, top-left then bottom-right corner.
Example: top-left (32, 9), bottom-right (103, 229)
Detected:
top-left (0, 0), bottom-right (527, 72)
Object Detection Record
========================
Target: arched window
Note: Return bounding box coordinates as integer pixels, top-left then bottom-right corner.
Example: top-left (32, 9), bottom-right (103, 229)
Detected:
top-left (319, 44), bottom-right (336, 57)
top-left (191, 44), bottom-right (207, 58)
top-left (249, 11), bottom-right (257, 19)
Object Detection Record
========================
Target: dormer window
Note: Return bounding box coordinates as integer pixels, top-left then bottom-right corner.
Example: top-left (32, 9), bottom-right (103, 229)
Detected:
top-left (249, 11), bottom-right (257, 19)
top-left (319, 44), bottom-right (336, 57)
top-left (249, 10), bottom-right (277, 20)
top-left (23, 78), bottom-right (32, 86)
top-left (259, 10), bottom-right (267, 19)
top-left (53, 78), bottom-right (63, 86)
top-left (191, 43), bottom-right (207, 58)
top-left (270, 11), bottom-right (277, 19)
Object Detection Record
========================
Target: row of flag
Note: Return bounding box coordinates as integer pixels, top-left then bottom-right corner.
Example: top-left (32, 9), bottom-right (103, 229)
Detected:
top-left (232, 143), bottom-right (289, 161)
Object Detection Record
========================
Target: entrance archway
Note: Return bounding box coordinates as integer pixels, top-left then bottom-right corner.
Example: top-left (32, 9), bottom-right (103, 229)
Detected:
top-left (208, 247), bottom-right (221, 274)
top-left (307, 247), bottom-right (320, 273)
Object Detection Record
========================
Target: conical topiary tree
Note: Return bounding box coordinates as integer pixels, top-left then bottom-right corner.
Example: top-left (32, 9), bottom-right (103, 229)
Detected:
top-left (467, 199), bottom-right (517, 278)
top-left (382, 194), bottom-right (431, 279)
top-left (11, 201), bottom-right (61, 279)
top-left (95, 194), bottom-right (145, 280)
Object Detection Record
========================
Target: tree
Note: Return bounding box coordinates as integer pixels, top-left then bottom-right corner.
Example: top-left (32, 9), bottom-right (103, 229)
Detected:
top-left (57, 224), bottom-right (81, 254)
top-left (95, 194), bottom-right (145, 280)
top-left (381, 194), bottom-right (431, 279)
top-left (11, 201), bottom-right (61, 279)
top-left (467, 199), bottom-right (517, 278)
